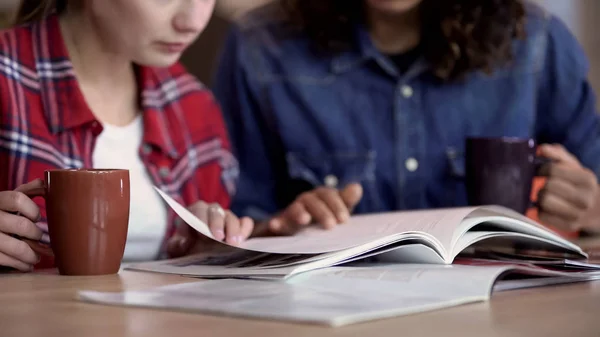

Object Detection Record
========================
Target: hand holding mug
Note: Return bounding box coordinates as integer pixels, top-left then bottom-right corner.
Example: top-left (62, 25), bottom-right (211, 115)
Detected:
top-left (0, 179), bottom-right (44, 272)
top-left (537, 144), bottom-right (598, 231)
top-left (2, 169), bottom-right (130, 276)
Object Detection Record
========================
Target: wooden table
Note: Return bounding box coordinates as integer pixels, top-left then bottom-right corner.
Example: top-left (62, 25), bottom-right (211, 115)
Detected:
top-left (1, 269), bottom-right (600, 337)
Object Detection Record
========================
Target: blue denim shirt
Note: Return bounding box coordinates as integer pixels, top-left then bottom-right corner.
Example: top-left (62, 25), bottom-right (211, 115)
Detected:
top-left (213, 4), bottom-right (600, 220)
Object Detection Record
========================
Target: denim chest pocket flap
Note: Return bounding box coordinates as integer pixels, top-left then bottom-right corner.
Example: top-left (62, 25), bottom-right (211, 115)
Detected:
top-left (285, 151), bottom-right (377, 189)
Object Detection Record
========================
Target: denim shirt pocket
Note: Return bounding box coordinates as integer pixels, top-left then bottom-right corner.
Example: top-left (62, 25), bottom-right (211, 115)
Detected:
top-left (285, 150), bottom-right (382, 211)
top-left (445, 147), bottom-right (468, 207)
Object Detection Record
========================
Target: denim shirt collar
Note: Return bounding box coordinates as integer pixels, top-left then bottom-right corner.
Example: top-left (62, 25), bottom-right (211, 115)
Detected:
top-left (330, 23), bottom-right (429, 80)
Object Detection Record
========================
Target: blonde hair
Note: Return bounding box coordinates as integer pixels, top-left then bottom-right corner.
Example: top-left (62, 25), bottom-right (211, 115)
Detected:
top-left (14, 0), bottom-right (67, 26)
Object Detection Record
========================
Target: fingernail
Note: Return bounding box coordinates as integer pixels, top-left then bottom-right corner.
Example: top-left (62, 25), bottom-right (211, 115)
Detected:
top-left (228, 236), bottom-right (242, 245)
top-left (299, 213), bottom-right (311, 224)
top-left (338, 212), bottom-right (349, 222)
top-left (270, 219), bottom-right (281, 230)
top-left (324, 219), bottom-right (337, 228)
top-left (215, 230), bottom-right (225, 241)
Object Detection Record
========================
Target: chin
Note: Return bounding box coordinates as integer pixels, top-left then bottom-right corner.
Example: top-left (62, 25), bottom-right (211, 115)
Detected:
top-left (134, 53), bottom-right (182, 68)
top-left (366, 0), bottom-right (423, 14)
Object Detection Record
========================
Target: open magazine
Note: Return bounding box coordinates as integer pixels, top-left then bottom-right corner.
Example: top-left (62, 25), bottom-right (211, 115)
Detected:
top-left (81, 262), bottom-right (600, 327)
top-left (127, 188), bottom-right (591, 279)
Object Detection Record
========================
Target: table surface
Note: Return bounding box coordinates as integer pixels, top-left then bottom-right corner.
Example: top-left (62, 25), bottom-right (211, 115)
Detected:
top-left (1, 267), bottom-right (600, 337)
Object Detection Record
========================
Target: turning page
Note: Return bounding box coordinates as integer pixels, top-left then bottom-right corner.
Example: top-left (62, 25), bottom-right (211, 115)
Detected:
top-left (241, 208), bottom-right (474, 254)
top-left (155, 186), bottom-right (475, 255)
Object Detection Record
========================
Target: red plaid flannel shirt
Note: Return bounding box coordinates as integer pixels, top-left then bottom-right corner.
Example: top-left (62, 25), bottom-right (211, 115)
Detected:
top-left (0, 14), bottom-right (238, 269)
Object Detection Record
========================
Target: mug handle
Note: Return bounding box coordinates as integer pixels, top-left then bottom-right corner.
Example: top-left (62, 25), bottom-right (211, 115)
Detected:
top-left (529, 156), bottom-right (554, 209)
top-left (15, 180), bottom-right (54, 257)
top-left (534, 156), bottom-right (554, 176)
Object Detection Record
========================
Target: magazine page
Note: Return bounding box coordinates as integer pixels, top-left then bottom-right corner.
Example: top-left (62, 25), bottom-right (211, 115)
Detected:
top-left (126, 243), bottom-right (448, 279)
top-left (80, 264), bottom-right (510, 327)
top-left (155, 187), bottom-right (473, 255)
top-left (240, 208), bottom-right (471, 255)
top-left (455, 206), bottom-right (584, 255)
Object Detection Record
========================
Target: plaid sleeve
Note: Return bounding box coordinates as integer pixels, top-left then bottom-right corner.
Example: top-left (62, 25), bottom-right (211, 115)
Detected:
top-left (0, 120), bottom-right (62, 268)
top-left (0, 24), bottom-right (71, 260)
top-left (0, 75), bottom-right (62, 247)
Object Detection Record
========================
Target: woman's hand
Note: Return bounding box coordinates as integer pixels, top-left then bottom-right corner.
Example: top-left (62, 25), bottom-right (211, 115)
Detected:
top-left (0, 180), bottom-right (44, 272)
top-left (265, 183), bottom-right (363, 235)
top-left (537, 144), bottom-right (599, 231)
top-left (166, 201), bottom-right (254, 258)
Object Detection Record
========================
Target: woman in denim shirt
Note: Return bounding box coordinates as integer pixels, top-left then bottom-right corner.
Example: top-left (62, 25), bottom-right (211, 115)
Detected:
top-left (213, 0), bottom-right (600, 236)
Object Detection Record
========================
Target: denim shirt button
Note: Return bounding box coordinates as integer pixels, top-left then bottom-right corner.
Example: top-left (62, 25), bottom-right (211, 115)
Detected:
top-left (401, 85), bottom-right (414, 98)
top-left (405, 158), bottom-right (419, 172)
top-left (324, 175), bottom-right (339, 188)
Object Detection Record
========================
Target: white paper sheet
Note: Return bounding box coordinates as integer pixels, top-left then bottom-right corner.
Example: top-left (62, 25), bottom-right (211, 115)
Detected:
top-left (153, 187), bottom-right (215, 239)
top-left (79, 264), bottom-right (510, 327)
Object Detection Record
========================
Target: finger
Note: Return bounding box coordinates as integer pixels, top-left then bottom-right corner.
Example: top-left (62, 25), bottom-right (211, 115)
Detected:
top-left (545, 164), bottom-right (598, 188)
top-left (166, 218), bottom-right (195, 258)
top-left (208, 205), bottom-right (226, 241)
top-left (301, 193), bottom-right (337, 229)
top-left (269, 201), bottom-right (311, 235)
top-left (240, 217), bottom-right (254, 241)
top-left (0, 233), bottom-right (39, 265)
top-left (538, 144), bottom-right (580, 166)
top-left (268, 217), bottom-right (296, 236)
top-left (0, 212), bottom-right (43, 240)
top-left (166, 232), bottom-right (194, 258)
top-left (315, 188), bottom-right (350, 222)
top-left (0, 251), bottom-right (32, 272)
top-left (283, 201), bottom-right (312, 226)
top-left (188, 201), bottom-right (210, 224)
top-left (14, 179), bottom-right (46, 198)
top-left (166, 236), bottom-right (187, 258)
top-left (539, 211), bottom-right (580, 232)
top-left (538, 191), bottom-right (580, 224)
top-left (0, 191), bottom-right (40, 222)
top-left (224, 212), bottom-right (242, 245)
top-left (544, 178), bottom-right (594, 210)
top-left (340, 183), bottom-right (364, 211)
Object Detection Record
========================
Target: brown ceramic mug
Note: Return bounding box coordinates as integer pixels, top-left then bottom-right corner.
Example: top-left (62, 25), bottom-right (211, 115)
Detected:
top-left (25, 169), bottom-right (130, 276)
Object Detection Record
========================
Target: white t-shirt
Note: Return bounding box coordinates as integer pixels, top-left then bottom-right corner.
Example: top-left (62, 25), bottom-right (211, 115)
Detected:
top-left (92, 116), bottom-right (168, 262)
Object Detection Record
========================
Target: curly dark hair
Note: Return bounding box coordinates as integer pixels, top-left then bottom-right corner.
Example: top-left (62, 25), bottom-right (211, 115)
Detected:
top-left (280, 0), bottom-right (527, 81)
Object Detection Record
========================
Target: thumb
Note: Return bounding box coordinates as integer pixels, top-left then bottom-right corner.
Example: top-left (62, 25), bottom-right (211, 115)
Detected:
top-left (340, 183), bottom-right (363, 210)
top-left (15, 179), bottom-right (46, 197)
top-left (538, 144), bottom-right (580, 167)
top-left (166, 220), bottom-right (197, 258)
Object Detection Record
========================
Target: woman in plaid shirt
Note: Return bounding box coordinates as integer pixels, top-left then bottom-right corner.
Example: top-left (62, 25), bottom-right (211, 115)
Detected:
top-left (0, 0), bottom-right (254, 272)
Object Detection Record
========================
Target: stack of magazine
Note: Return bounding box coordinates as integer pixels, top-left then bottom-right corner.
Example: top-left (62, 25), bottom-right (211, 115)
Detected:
top-left (76, 188), bottom-right (600, 327)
